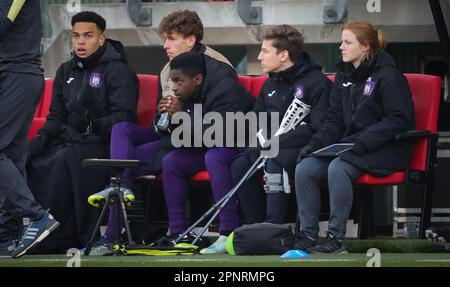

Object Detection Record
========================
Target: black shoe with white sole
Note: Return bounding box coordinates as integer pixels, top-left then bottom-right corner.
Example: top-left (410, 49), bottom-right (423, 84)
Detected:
top-left (308, 232), bottom-right (348, 254)
top-left (294, 232), bottom-right (318, 252)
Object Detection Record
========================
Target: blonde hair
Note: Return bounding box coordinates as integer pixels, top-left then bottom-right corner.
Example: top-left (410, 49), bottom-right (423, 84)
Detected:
top-left (343, 21), bottom-right (387, 59)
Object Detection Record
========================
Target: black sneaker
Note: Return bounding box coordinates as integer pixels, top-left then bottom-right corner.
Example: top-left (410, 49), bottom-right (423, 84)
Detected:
top-left (149, 232), bottom-right (205, 248)
top-left (11, 211), bottom-right (60, 258)
top-left (294, 232), bottom-right (318, 251)
top-left (88, 235), bottom-right (114, 256)
top-left (308, 232), bottom-right (348, 254)
top-left (425, 225), bottom-right (450, 250)
top-left (149, 234), bottom-right (178, 248)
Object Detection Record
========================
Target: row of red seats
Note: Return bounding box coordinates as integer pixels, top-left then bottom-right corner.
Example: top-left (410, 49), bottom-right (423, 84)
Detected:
top-left (28, 75), bottom-right (268, 141)
top-left (28, 73), bottom-right (438, 186)
top-left (28, 73), bottom-right (441, 238)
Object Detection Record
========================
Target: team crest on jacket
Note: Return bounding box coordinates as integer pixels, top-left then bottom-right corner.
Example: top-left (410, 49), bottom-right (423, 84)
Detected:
top-left (89, 73), bottom-right (104, 88)
top-left (294, 84), bottom-right (304, 99)
top-left (363, 77), bottom-right (375, 96)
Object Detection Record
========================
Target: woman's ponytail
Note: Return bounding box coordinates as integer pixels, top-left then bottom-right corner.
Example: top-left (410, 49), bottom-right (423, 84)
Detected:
top-left (375, 29), bottom-right (387, 53)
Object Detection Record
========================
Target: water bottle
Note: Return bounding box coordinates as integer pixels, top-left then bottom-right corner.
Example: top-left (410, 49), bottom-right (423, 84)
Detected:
top-left (157, 112), bottom-right (170, 131)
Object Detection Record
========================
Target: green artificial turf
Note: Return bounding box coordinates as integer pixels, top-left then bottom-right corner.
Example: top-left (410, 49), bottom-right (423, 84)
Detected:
top-left (1, 253), bottom-right (450, 267)
top-left (0, 239), bottom-right (449, 267)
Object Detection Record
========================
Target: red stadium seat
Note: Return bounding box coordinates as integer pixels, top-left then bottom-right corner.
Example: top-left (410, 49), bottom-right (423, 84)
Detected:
top-left (326, 74), bottom-right (336, 82)
top-left (34, 93), bottom-right (43, 118)
top-left (39, 78), bottom-right (54, 118)
top-left (28, 78), bottom-right (54, 141)
top-left (355, 74), bottom-right (441, 239)
top-left (27, 117), bottom-right (46, 141)
top-left (28, 75), bottom-right (159, 140)
top-left (237, 75), bottom-right (253, 94)
top-left (136, 74), bottom-right (159, 127)
top-left (190, 170), bottom-right (210, 181)
top-left (250, 75), bottom-right (268, 97)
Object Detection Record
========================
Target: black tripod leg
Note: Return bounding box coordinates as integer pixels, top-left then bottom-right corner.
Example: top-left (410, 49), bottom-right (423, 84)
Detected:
top-left (85, 193), bottom-right (113, 256)
top-left (118, 195), bottom-right (134, 245)
top-left (114, 192), bottom-right (121, 245)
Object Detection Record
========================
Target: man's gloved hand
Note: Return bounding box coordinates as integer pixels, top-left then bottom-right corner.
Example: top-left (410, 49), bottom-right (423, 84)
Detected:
top-left (67, 112), bottom-right (91, 133)
top-left (245, 136), bottom-right (272, 154)
top-left (297, 144), bottom-right (316, 163)
top-left (27, 134), bottom-right (48, 157)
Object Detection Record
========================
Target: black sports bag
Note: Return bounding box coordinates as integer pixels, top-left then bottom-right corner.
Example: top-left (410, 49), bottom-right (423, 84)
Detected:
top-left (226, 223), bottom-right (298, 255)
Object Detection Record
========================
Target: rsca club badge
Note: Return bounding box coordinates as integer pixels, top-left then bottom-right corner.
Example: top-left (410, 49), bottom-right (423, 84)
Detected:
top-left (363, 77), bottom-right (376, 96)
top-left (89, 73), bottom-right (104, 88)
top-left (294, 84), bottom-right (304, 100)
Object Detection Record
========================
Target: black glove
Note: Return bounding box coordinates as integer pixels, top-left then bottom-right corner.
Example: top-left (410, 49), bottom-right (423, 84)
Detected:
top-left (244, 138), bottom-right (273, 156)
top-left (297, 145), bottom-right (315, 163)
top-left (67, 112), bottom-right (91, 133)
top-left (27, 135), bottom-right (48, 157)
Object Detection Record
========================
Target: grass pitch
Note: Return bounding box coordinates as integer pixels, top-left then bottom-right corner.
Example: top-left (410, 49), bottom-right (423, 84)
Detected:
top-left (1, 253), bottom-right (450, 267)
top-left (1, 239), bottom-right (449, 267)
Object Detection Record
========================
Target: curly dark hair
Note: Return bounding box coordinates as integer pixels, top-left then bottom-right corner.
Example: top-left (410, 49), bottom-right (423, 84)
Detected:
top-left (158, 10), bottom-right (203, 41)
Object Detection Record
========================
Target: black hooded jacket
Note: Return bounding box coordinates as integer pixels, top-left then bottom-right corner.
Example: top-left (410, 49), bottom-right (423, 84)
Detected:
top-left (150, 54), bottom-right (255, 171)
top-left (254, 52), bottom-right (332, 150)
top-left (157, 42), bottom-right (232, 101)
top-left (38, 39), bottom-right (138, 144)
top-left (307, 51), bottom-right (415, 176)
top-left (179, 54), bottom-right (255, 145)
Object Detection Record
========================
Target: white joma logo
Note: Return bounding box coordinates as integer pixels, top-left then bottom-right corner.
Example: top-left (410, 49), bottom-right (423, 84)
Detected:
top-left (268, 91), bottom-right (276, 97)
top-left (343, 82), bottom-right (352, 87)
top-left (67, 78), bottom-right (75, 84)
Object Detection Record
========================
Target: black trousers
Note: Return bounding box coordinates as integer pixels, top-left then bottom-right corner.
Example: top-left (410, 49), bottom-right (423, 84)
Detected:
top-left (0, 72), bottom-right (44, 242)
top-left (27, 140), bottom-right (111, 252)
top-left (230, 148), bottom-right (299, 224)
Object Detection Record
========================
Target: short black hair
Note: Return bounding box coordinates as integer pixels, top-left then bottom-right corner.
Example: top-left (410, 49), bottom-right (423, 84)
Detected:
top-left (71, 11), bottom-right (106, 32)
top-left (170, 52), bottom-right (206, 78)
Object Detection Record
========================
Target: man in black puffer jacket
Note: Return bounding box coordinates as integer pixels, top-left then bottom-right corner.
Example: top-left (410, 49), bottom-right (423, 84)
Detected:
top-left (26, 11), bottom-right (138, 253)
top-left (230, 25), bottom-right (332, 225)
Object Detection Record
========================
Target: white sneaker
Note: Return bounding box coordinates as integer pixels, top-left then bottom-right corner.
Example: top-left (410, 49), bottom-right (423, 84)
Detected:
top-left (200, 235), bottom-right (228, 255)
